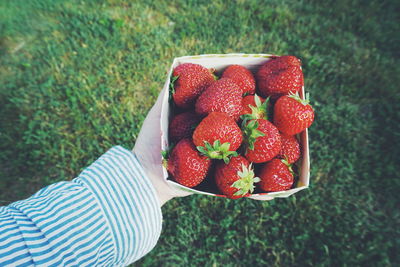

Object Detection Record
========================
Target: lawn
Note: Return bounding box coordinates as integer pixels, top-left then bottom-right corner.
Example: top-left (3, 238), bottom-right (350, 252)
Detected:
top-left (0, 0), bottom-right (399, 266)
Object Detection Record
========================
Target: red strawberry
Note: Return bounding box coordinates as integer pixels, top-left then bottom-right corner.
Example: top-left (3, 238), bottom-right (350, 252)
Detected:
top-left (256, 55), bottom-right (303, 98)
top-left (278, 134), bottom-right (300, 164)
top-left (274, 94), bottom-right (314, 135)
top-left (215, 156), bottom-right (260, 199)
top-left (193, 112), bottom-right (242, 163)
top-left (195, 78), bottom-right (243, 121)
top-left (243, 119), bottom-right (281, 163)
top-left (167, 138), bottom-right (212, 188)
top-left (258, 158), bottom-right (294, 192)
top-left (172, 63), bottom-right (215, 108)
top-left (221, 65), bottom-right (256, 95)
top-left (239, 94), bottom-right (268, 121)
top-left (169, 112), bottom-right (200, 143)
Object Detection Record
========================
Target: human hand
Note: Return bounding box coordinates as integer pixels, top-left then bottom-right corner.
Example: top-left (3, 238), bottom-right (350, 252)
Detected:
top-left (133, 87), bottom-right (192, 206)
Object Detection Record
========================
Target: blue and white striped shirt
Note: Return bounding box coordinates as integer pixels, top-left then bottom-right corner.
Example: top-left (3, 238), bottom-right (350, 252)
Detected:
top-left (0, 146), bottom-right (162, 266)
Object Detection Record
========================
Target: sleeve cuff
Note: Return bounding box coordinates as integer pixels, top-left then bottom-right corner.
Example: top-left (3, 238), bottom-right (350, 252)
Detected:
top-left (73, 146), bottom-right (162, 265)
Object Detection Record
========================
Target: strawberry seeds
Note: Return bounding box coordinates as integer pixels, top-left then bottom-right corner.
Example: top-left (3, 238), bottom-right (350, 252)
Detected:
top-left (165, 56), bottom-right (314, 199)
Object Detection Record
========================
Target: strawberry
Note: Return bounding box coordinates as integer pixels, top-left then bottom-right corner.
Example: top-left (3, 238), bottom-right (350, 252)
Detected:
top-left (171, 63), bottom-right (215, 108)
top-left (239, 94), bottom-right (268, 121)
top-left (193, 112), bottom-right (242, 163)
top-left (274, 94), bottom-right (314, 135)
top-left (167, 138), bottom-right (212, 188)
top-left (258, 158), bottom-right (294, 192)
top-left (169, 112), bottom-right (200, 143)
top-left (215, 156), bottom-right (260, 199)
top-left (195, 78), bottom-right (243, 121)
top-left (256, 55), bottom-right (303, 99)
top-left (278, 134), bottom-right (300, 164)
top-left (242, 119), bottom-right (281, 163)
top-left (221, 65), bottom-right (256, 95)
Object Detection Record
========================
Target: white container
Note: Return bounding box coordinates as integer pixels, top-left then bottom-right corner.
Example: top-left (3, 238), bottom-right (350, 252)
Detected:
top-left (160, 54), bottom-right (310, 200)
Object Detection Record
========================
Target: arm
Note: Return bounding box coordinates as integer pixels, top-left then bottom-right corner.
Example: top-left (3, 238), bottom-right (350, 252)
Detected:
top-left (0, 85), bottom-right (191, 266)
top-left (0, 146), bottom-right (162, 266)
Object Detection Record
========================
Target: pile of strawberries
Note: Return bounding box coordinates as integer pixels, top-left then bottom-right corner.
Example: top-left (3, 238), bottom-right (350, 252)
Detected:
top-left (165, 55), bottom-right (314, 199)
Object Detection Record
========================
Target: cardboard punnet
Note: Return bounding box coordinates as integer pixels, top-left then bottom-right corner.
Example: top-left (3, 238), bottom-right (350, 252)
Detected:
top-left (160, 54), bottom-right (310, 200)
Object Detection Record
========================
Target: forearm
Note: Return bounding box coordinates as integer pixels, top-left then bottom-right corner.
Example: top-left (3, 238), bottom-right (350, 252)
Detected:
top-left (0, 146), bottom-right (162, 266)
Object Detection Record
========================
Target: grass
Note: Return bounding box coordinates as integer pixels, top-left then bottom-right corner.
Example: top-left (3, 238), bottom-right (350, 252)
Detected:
top-left (0, 0), bottom-right (399, 266)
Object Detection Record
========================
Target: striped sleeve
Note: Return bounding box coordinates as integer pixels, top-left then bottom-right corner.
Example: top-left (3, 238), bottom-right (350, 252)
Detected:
top-left (0, 146), bottom-right (163, 267)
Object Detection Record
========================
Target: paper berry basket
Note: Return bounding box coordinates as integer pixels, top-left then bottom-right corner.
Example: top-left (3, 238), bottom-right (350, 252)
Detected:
top-left (160, 54), bottom-right (310, 200)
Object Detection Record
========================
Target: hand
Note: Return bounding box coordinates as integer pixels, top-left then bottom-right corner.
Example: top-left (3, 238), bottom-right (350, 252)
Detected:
top-left (133, 87), bottom-right (192, 206)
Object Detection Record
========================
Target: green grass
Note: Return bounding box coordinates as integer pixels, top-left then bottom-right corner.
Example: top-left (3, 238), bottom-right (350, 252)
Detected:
top-left (1, 0), bottom-right (399, 266)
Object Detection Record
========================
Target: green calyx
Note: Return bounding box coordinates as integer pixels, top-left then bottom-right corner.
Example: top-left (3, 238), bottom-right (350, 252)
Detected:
top-left (242, 119), bottom-right (265, 150)
top-left (281, 158), bottom-right (294, 176)
top-left (161, 143), bottom-right (175, 169)
top-left (209, 68), bottom-right (218, 80)
top-left (232, 163), bottom-right (261, 196)
top-left (196, 140), bottom-right (238, 164)
top-left (240, 95), bottom-right (270, 124)
top-left (288, 92), bottom-right (309, 106)
top-left (169, 75), bottom-right (178, 101)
